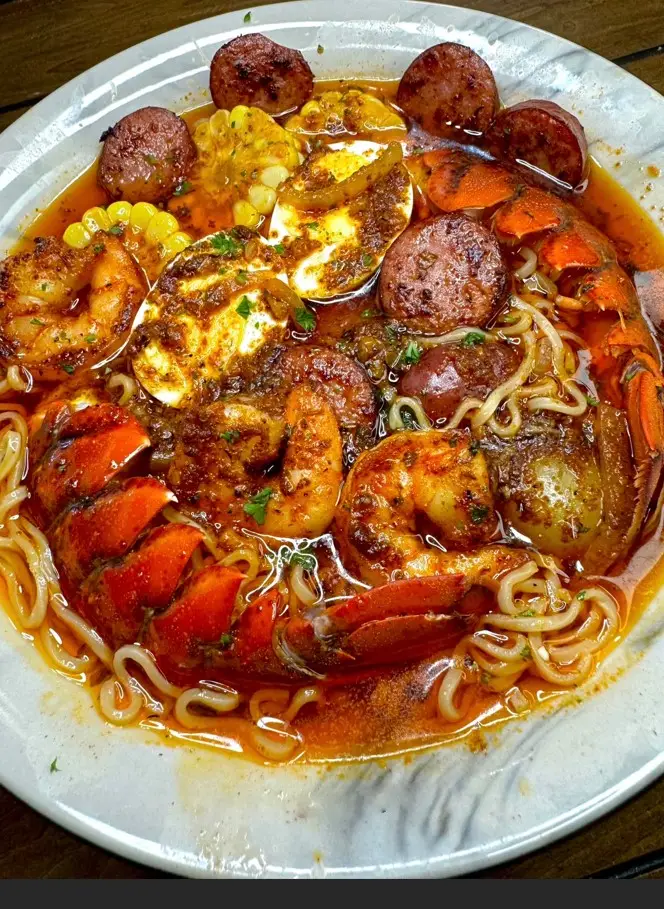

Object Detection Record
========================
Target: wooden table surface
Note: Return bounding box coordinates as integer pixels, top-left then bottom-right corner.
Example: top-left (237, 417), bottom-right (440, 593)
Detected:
top-left (1, 0), bottom-right (663, 880)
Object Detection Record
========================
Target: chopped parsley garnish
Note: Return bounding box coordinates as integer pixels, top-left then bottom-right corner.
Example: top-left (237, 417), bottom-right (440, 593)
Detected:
top-left (236, 295), bottom-right (254, 319)
top-left (273, 242), bottom-right (286, 255)
top-left (361, 308), bottom-right (379, 319)
top-left (243, 11), bottom-right (251, 22)
top-left (577, 590), bottom-right (587, 601)
top-left (174, 180), bottom-right (192, 196)
top-left (585, 393), bottom-right (599, 407)
top-left (403, 340), bottom-right (422, 365)
top-left (30, 317), bottom-right (45, 326)
top-left (211, 232), bottom-right (242, 257)
top-left (469, 439), bottom-right (481, 456)
top-left (520, 646), bottom-right (531, 660)
top-left (40, 282), bottom-right (48, 291)
top-left (60, 364), bottom-right (75, 375)
top-left (317, 44), bottom-right (324, 54)
top-left (220, 429), bottom-right (240, 444)
top-left (295, 307), bottom-right (316, 332)
top-left (85, 334), bottom-right (97, 344)
top-left (108, 224), bottom-right (123, 236)
top-left (361, 253), bottom-right (374, 268)
top-left (520, 609), bottom-right (536, 617)
top-left (385, 324), bottom-right (399, 342)
top-left (401, 409), bottom-right (418, 431)
top-left (290, 550), bottom-right (318, 571)
top-left (462, 331), bottom-right (486, 348)
top-left (219, 632), bottom-right (233, 649)
top-left (470, 504), bottom-right (489, 524)
top-left (236, 269), bottom-right (248, 284)
top-left (305, 221), bottom-right (319, 231)
top-left (92, 243), bottom-right (105, 254)
top-left (50, 758), bottom-right (60, 773)
top-left (244, 487), bottom-right (273, 525)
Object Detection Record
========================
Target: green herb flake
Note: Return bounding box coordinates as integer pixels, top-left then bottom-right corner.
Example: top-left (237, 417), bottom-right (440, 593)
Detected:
top-left (244, 487), bottom-right (273, 525)
top-left (577, 590), bottom-right (587, 601)
top-left (174, 181), bottom-right (193, 196)
top-left (520, 609), bottom-right (536, 617)
top-left (317, 44), bottom-right (324, 55)
top-left (220, 429), bottom-right (240, 444)
top-left (462, 331), bottom-right (486, 348)
top-left (236, 269), bottom-right (248, 285)
top-left (243, 11), bottom-right (251, 23)
top-left (219, 632), bottom-right (233, 649)
top-left (385, 324), bottom-right (399, 342)
top-left (92, 243), bottom-right (105, 254)
top-left (520, 646), bottom-right (531, 660)
top-left (30, 317), bottom-right (45, 327)
top-left (305, 221), bottom-right (319, 231)
top-left (469, 439), bottom-right (481, 456)
top-left (50, 758), bottom-right (60, 773)
top-left (470, 504), bottom-right (489, 525)
top-left (585, 393), bottom-right (599, 407)
top-left (210, 232), bottom-right (242, 257)
top-left (295, 307), bottom-right (316, 332)
top-left (403, 340), bottom-right (422, 366)
top-left (85, 334), bottom-right (97, 344)
top-left (361, 308), bottom-right (379, 319)
top-left (273, 242), bottom-right (286, 255)
top-left (40, 282), bottom-right (48, 291)
top-left (361, 253), bottom-right (374, 268)
top-left (290, 550), bottom-right (318, 571)
top-left (236, 295), bottom-right (254, 319)
top-left (60, 364), bottom-right (75, 375)
top-left (108, 224), bottom-right (123, 236)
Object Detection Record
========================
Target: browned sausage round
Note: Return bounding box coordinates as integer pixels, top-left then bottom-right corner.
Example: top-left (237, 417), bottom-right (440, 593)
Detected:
top-left (97, 107), bottom-right (196, 204)
top-left (399, 341), bottom-right (521, 421)
top-left (379, 214), bottom-right (508, 334)
top-left (279, 346), bottom-right (377, 429)
top-left (485, 100), bottom-right (588, 188)
top-left (396, 42), bottom-right (499, 140)
top-left (210, 34), bottom-right (314, 116)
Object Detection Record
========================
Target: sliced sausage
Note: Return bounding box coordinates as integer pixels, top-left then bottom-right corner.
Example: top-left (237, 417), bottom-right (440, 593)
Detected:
top-left (279, 346), bottom-right (377, 429)
top-left (396, 42), bottom-right (499, 140)
top-left (379, 214), bottom-right (508, 334)
top-left (399, 341), bottom-right (521, 421)
top-left (210, 34), bottom-right (314, 116)
top-left (97, 107), bottom-right (196, 204)
top-left (485, 100), bottom-right (588, 188)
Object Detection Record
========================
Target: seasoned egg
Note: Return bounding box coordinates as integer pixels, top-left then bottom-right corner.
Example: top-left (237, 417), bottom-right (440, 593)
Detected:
top-left (285, 89), bottom-right (406, 137)
top-left (269, 140), bottom-right (413, 299)
top-left (131, 230), bottom-right (288, 407)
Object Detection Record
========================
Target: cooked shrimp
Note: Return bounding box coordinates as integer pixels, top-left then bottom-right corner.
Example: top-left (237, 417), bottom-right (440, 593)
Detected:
top-left (335, 428), bottom-right (500, 585)
top-left (0, 235), bottom-right (146, 380)
top-left (261, 385), bottom-right (343, 538)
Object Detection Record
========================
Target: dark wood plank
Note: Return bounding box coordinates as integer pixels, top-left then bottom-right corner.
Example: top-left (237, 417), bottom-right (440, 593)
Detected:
top-left (0, 0), bottom-right (663, 110)
top-left (0, 102), bottom-right (33, 133)
top-left (623, 50), bottom-right (664, 95)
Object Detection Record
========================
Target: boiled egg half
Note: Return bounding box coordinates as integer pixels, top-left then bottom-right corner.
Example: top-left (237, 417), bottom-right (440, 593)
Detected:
top-left (269, 140), bottom-right (413, 300)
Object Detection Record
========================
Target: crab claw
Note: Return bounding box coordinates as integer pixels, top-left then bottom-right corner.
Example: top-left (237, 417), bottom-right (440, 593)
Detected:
top-left (31, 404), bottom-right (150, 523)
top-left (148, 564), bottom-right (245, 668)
top-left (79, 523), bottom-right (203, 647)
top-left (623, 352), bottom-right (664, 532)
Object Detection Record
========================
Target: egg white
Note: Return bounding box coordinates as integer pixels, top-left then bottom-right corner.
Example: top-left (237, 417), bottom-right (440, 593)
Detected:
top-left (269, 140), bottom-right (413, 300)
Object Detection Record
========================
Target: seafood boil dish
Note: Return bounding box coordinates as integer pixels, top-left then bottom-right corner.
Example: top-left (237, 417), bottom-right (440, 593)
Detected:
top-left (1, 32), bottom-right (664, 763)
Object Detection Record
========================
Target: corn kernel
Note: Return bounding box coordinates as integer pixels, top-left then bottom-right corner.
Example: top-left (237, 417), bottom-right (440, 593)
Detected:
top-left (232, 199), bottom-right (261, 229)
top-left (229, 105), bottom-right (249, 128)
top-left (300, 100), bottom-right (321, 117)
top-left (106, 201), bottom-right (133, 225)
top-left (260, 165), bottom-right (290, 189)
top-left (248, 184), bottom-right (277, 215)
top-left (129, 202), bottom-right (159, 232)
top-left (209, 109), bottom-right (230, 137)
top-left (145, 211), bottom-right (180, 245)
top-left (81, 206), bottom-right (111, 234)
top-left (161, 231), bottom-right (193, 259)
top-left (63, 222), bottom-right (92, 249)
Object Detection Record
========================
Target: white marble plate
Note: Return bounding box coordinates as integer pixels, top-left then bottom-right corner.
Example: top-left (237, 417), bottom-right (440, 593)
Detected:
top-left (1, 0), bottom-right (663, 879)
